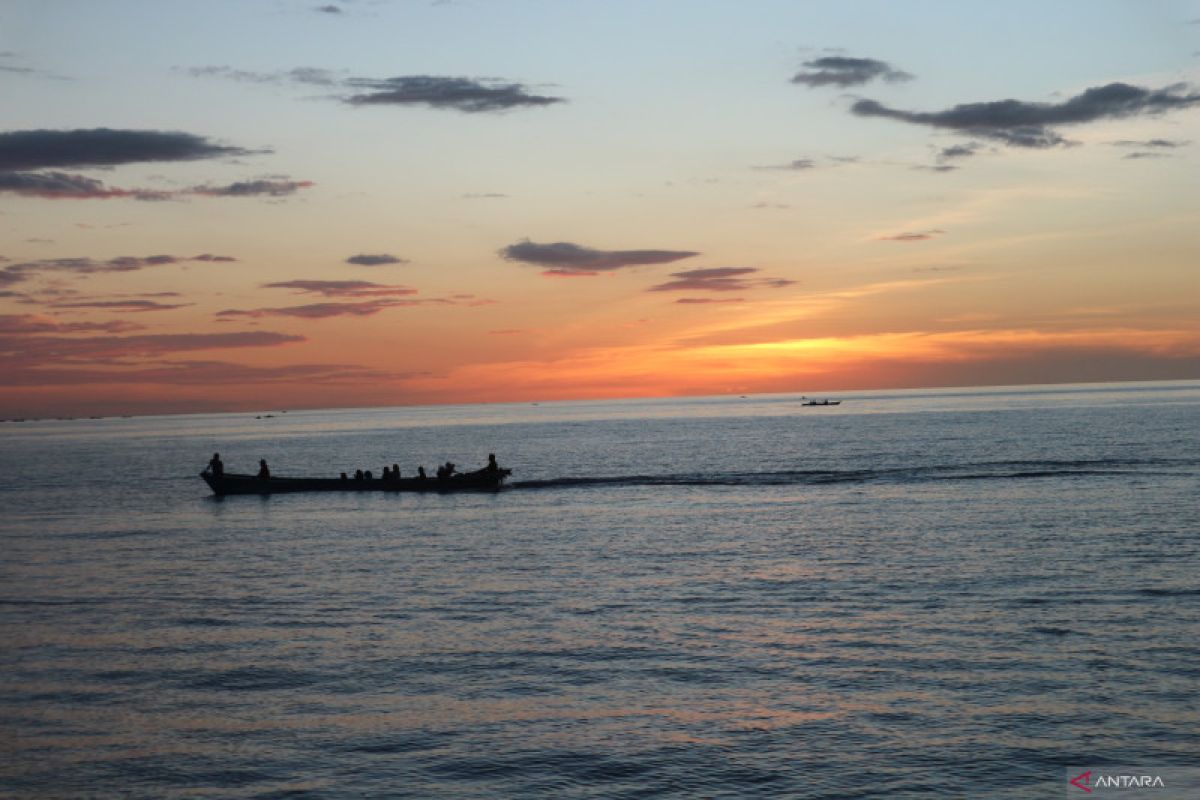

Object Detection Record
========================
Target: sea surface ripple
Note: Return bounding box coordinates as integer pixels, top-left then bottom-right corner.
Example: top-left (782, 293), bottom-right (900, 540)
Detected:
top-left (1, 382), bottom-right (1198, 798)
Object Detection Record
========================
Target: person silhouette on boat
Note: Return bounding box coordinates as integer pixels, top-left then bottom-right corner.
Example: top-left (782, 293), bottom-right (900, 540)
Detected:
top-left (208, 453), bottom-right (224, 477)
top-left (381, 466), bottom-right (391, 481)
top-left (257, 459), bottom-right (270, 480)
top-left (354, 469), bottom-right (364, 481)
top-left (392, 463), bottom-right (400, 480)
top-left (485, 453), bottom-right (500, 473)
top-left (417, 466), bottom-right (427, 480)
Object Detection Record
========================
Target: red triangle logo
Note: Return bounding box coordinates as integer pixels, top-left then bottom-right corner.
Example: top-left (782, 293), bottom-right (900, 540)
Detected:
top-left (1070, 770), bottom-right (1093, 793)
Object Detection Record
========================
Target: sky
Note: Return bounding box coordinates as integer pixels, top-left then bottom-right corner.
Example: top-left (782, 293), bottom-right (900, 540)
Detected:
top-left (1, 0), bottom-right (1198, 417)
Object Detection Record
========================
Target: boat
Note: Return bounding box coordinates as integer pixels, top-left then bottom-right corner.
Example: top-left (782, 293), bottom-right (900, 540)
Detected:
top-left (801, 399), bottom-right (841, 406)
top-left (200, 467), bottom-right (511, 496)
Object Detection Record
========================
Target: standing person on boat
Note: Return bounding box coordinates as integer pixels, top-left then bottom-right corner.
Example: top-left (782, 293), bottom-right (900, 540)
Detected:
top-left (485, 453), bottom-right (500, 473)
top-left (208, 453), bottom-right (224, 477)
top-left (392, 463), bottom-right (401, 480)
top-left (257, 459), bottom-right (270, 480)
top-left (417, 466), bottom-right (427, 480)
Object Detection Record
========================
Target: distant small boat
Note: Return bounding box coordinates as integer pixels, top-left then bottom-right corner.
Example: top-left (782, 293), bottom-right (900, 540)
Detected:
top-left (200, 468), bottom-right (511, 496)
top-left (802, 399), bottom-right (841, 406)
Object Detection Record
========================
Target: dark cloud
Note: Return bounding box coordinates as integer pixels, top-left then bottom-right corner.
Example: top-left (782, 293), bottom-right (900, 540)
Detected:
top-left (791, 56), bottom-right (912, 88)
top-left (262, 279), bottom-right (417, 297)
top-left (852, 82), bottom-right (1200, 148)
top-left (191, 179), bottom-right (313, 197)
top-left (938, 142), bottom-right (983, 160)
top-left (217, 299), bottom-right (419, 319)
top-left (1122, 151), bottom-right (1172, 160)
top-left (0, 314), bottom-right (144, 334)
top-left (0, 169), bottom-right (311, 203)
top-left (0, 253), bottom-right (235, 287)
top-left (50, 299), bottom-right (192, 312)
top-left (0, 171), bottom-right (168, 200)
top-left (912, 164), bottom-right (959, 173)
top-left (500, 240), bottom-right (699, 276)
top-left (0, 128), bottom-right (262, 171)
top-left (184, 67), bottom-right (565, 112)
top-left (346, 253), bottom-right (408, 266)
top-left (316, 4), bottom-right (342, 12)
top-left (877, 230), bottom-right (945, 242)
top-left (649, 267), bottom-right (795, 293)
top-left (345, 75), bottom-right (565, 112)
top-left (675, 297), bottom-right (746, 305)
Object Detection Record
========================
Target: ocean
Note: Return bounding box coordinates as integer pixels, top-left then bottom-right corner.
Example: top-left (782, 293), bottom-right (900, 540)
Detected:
top-left (1, 382), bottom-right (1197, 798)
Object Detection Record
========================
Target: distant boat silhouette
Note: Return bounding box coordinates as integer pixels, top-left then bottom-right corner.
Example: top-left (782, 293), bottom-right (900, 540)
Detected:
top-left (802, 399), bottom-right (841, 406)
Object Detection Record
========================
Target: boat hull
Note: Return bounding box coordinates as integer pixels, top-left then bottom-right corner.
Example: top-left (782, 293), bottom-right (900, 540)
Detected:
top-left (201, 469), bottom-right (510, 496)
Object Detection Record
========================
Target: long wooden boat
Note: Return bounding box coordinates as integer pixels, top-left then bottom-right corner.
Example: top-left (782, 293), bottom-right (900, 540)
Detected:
top-left (201, 468), bottom-right (511, 496)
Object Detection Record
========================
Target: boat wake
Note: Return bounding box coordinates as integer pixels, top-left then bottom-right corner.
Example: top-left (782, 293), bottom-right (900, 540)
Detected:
top-left (509, 457), bottom-right (1194, 491)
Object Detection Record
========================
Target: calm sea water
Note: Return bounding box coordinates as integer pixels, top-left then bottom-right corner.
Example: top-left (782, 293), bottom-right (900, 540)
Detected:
top-left (1, 382), bottom-right (1198, 798)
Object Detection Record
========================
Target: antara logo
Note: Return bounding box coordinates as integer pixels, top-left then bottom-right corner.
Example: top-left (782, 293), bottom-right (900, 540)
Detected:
top-left (1070, 771), bottom-right (1092, 793)
top-left (1069, 770), bottom-right (1167, 791)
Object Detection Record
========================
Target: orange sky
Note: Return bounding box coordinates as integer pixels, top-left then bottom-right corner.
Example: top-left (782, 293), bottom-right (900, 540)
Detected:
top-left (1, 1), bottom-right (1198, 417)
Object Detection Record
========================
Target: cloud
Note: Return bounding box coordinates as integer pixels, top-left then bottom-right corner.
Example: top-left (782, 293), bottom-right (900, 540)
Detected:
top-left (50, 299), bottom-right (192, 312)
top-left (0, 171), bottom-right (169, 200)
top-left (191, 179), bottom-right (314, 197)
top-left (0, 331), bottom-right (304, 371)
top-left (938, 142), bottom-right (983, 160)
top-left (876, 230), bottom-right (945, 242)
top-left (912, 164), bottom-right (959, 173)
top-left (1111, 138), bottom-right (1189, 148)
top-left (182, 66), bottom-right (342, 87)
top-left (757, 158), bottom-right (817, 170)
top-left (316, 4), bottom-right (342, 12)
top-left (0, 52), bottom-right (69, 81)
top-left (262, 279), bottom-right (417, 297)
top-left (217, 299), bottom-right (420, 319)
top-left (346, 253), bottom-right (408, 266)
top-left (851, 82), bottom-right (1200, 148)
top-left (500, 240), bottom-right (699, 276)
top-left (0, 170), bottom-right (312, 203)
top-left (1, 360), bottom-right (395, 388)
top-left (0, 128), bottom-right (261, 171)
top-left (462, 192), bottom-right (509, 199)
top-left (184, 67), bottom-right (565, 113)
top-left (0, 253), bottom-right (235, 287)
top-left (0, 314), bottom-right (145, 334)
top-left (648, 267), bottom-right (795, 293)
top-left (674, 298), bottom-right (746, 305)
top-left (1122, 151), bottom-right (1172, 160)
top-left (791, 56), bottom-right (913, 88)
top-left (344, 75), bottom-right (565, 112)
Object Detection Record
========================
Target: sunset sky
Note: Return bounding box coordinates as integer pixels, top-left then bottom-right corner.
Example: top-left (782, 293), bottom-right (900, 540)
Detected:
top-left (2, 0), bottom-right (1198, 417)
